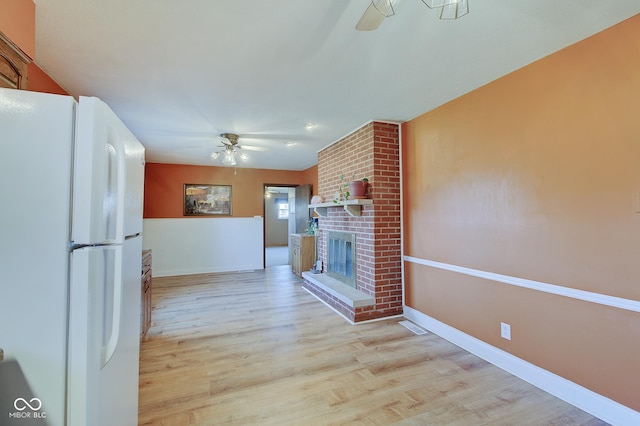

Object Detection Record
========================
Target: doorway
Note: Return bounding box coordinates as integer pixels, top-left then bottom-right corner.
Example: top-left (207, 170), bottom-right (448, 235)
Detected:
top-left (264, 185), bottom-right (294, 267)
top-left (263, 184), bottom-right (312, 268)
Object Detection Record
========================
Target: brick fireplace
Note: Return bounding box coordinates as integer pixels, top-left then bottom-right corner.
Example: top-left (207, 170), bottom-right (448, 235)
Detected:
top-left (302, 121), bottom-right (402, 323)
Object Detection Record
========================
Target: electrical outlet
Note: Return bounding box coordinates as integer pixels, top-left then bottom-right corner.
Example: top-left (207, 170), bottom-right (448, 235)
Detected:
top-left (500, 322), bottom-right (511, 340)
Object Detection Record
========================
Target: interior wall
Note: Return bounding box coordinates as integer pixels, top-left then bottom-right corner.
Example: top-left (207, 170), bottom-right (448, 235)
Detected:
top-left (301, 164), bottom-right (318, 196)
top-left (402, 15), bottom-right (640, 412)
top-left (2, 0), bottom-right (68, 94)
top-left (144, 163), bottom-right (314, 218)
top-left (143, 217), bottom-right (263, 277)
top-left (0, 0), bottom-right (35, 58)
top-left (26, 63), bottom-right (69, 95)
top-left (143, 163), bottom-right (316, 275)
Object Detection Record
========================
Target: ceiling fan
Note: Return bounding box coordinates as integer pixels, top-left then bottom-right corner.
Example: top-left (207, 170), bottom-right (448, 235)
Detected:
top-left (211, 133), bottom-right (248, 166)
top-left (356, 0), bottom-right (469, 31)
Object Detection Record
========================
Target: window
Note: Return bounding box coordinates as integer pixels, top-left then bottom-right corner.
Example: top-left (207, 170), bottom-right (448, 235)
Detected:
top-left (277, 200), bottom-right (289, 219)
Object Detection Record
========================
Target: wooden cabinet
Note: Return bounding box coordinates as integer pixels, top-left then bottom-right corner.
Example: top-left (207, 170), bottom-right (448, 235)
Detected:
top-left (141, 250), bottom-right (152, 339)
top-left (0, 33), bottom-right (29, 89)
top-left (291, 233), bottom-right (315, 277)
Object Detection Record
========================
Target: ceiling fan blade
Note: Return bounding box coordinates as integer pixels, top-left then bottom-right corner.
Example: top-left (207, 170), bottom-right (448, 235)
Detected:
top-left (356, 1), bottom-right (387, 31)
top-left (238, 145), bottom-right (267, 152)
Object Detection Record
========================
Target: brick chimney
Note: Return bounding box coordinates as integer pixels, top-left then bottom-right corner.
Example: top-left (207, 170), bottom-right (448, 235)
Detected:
top-left (303, 121), bottom-right (402, 323)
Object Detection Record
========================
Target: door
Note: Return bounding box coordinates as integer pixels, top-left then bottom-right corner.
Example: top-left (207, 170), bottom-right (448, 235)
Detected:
top-left (294, 184), bottom-right (311, 233)
top-left (72, 97), bottom-right (145, 245)
top-left (289, 184), bottom-right (311, 266)
top-left (67, 237), bottom-right (141, 426)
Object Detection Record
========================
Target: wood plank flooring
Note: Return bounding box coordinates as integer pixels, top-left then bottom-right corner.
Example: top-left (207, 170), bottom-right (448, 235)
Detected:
top-left (138, 266), bottom-right (607, 425)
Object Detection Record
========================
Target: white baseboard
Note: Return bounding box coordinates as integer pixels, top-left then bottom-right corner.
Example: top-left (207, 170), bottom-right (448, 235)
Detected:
top-left (152, 264), bottom-right (261, 278)
top-left (403, 306), bottom-right (640, 426)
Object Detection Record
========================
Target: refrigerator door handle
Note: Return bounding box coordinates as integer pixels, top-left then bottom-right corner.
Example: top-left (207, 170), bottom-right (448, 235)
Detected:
top-left (101, 247), bottom-right (123, 367)
top-left (112, 128), bottom-right (127, 244)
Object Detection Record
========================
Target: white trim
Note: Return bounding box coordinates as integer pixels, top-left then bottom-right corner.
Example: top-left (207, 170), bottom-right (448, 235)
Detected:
top-left (404, 256), bottom-right (640, 313)
top-left (355, 314), bottom-right (404, 325)
top-left (151, 265), bottom-right (259, 278)
top-left (399, 123), bottom-right (405, 308)
top-left (403, 306), bottom-right (640, 425)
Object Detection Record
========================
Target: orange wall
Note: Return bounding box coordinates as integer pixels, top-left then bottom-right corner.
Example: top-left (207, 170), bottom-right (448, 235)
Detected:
top-left (144, 163), bottom-right (317, 218)
top-left (2, 0), bottom-right (68, 94)
top-left (26, 62), bottom-right (69, 95)
top-left (0, 0), bottom-right (35, 58)
top-left (301, 164), bottom-right (318, 196)
top-left (402, 15), bottom-right (640, 411)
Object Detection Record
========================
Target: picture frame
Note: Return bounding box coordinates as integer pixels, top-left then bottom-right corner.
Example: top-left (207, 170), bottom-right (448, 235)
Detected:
top-left (184, 184), bottom-right (232, 216)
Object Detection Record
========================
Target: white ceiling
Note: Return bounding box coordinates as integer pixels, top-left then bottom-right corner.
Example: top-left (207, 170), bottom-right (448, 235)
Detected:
top-left (33, 0), bottom-right (639, 171)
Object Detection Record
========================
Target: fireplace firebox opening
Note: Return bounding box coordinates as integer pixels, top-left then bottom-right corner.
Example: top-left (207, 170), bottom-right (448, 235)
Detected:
top-left (327, 231), bottom-right (357, 288)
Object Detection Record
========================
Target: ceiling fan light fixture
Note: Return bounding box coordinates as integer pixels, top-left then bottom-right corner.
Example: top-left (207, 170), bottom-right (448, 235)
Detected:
top-left (438, 0), bottom-right (468, 19)
top-left (359, 0), bottom-right (468, 30)
top-left (371, 0), bottom-right (396, 18)
top-left (211, 133), bottom-right (248, 167)
top-left (421, 0), bottom-right (459, 9)
top-left (222, 149), bottom-right (237, 166)
top-left (421, 0), bottom-right (469, 19)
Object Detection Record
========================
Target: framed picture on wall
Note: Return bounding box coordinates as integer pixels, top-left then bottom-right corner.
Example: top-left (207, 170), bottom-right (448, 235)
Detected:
top-left (184, 184), bottom-right (232, 216)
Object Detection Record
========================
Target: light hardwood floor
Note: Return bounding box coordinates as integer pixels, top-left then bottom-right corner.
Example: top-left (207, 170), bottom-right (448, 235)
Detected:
top-left (138, 266), bottom-right (607, 425)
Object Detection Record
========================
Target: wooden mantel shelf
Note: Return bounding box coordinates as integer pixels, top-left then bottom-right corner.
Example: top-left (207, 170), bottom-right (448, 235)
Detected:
top-left (309, 199), bottom-right (373, 217)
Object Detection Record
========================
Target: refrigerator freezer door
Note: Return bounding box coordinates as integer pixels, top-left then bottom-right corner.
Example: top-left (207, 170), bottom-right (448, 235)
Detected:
top-left (72, 97), bottom-right (145, 245)
top-left (67, 237), bottom-right (142, 426)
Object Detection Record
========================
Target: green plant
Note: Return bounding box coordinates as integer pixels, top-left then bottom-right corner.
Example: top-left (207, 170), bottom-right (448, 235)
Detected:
top-left (332, 173), bottom-right (349, 202)
top-left (333, 174), bottom-right (368, 202)
top-left (341, 173), bottom-right (352, 200)
top-left (307, 219), bottom-right (319, 235)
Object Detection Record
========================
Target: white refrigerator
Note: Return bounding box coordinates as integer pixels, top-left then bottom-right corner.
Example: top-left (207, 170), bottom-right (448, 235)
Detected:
top-left (0, 88), bottom-right (145, 425)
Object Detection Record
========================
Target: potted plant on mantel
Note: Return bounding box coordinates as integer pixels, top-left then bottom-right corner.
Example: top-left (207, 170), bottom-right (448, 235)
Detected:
top-left (348, 177), bottom-right (369, 199)
top-left (333, 174), bottom-right (370, 202)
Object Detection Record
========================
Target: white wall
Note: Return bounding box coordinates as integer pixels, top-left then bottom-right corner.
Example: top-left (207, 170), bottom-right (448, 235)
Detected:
top-left (143, 217), bottom-right (264, 277)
